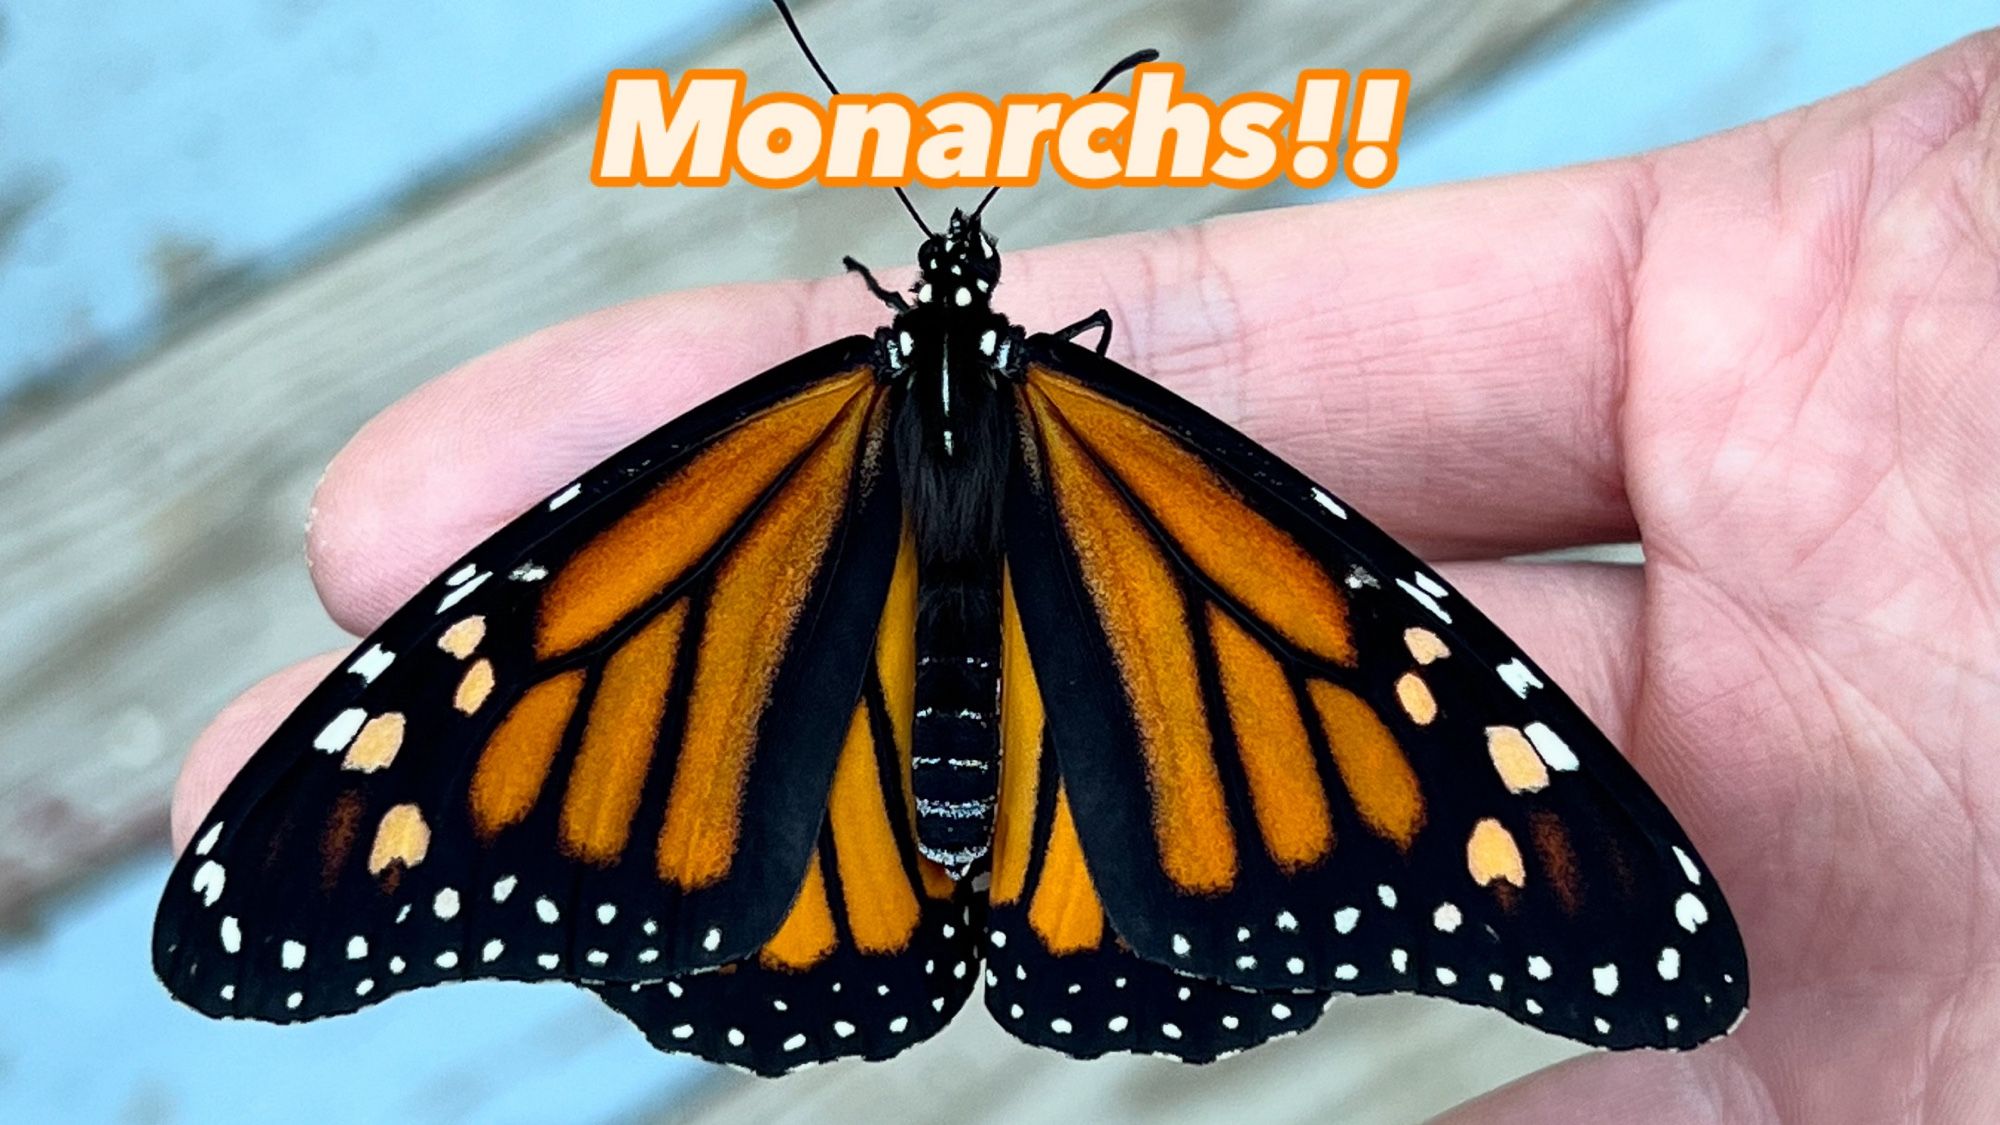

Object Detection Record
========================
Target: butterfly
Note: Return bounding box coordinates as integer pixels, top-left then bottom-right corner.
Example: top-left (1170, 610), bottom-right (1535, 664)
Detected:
top-left (153, 7), bottom-right (1748, 1079)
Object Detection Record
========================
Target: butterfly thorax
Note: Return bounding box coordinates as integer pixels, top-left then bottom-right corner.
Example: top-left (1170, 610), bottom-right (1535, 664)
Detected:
top-left (881, 210), bottom-right (1025, 873)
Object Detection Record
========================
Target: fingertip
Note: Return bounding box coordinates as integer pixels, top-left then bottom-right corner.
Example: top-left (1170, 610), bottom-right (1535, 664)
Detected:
top-left (171, 651), bottom-right (347, 854)
top-left (1437, 1041), bottom-right (1774, 1124)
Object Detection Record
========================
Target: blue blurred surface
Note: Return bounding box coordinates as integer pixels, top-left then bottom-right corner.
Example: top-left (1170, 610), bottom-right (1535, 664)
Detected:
top-left (2, 1), bottom-right (1994, 1122)
top-left (0, 0), bottom-right (760, 396)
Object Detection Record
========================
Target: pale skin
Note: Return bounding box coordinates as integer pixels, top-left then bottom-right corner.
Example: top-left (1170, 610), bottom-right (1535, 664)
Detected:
top-left (170, 33), bottom-right (2000, 1122)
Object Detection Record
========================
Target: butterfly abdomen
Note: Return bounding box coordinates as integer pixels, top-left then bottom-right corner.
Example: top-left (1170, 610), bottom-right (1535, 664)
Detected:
top-left (911, 569), bottom-right (1001, 872)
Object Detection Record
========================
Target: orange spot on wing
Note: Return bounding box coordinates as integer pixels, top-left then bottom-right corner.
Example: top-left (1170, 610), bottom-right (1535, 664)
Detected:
top-left (1403, 627), bottom-right (1449, 664)
top-left (1207, 606), bottom-right (1332, 871)
top-left (1468, 816), bottom-right (1527, 889)
top-left (1395, 671), bottom-right (1437, 725)
top-left (992, 569), bottom-right (1042, 906)
top-left (342, 713), bottom-right (405, 772)
top-left (468, 670), bottom-right (585, 839)
top-left (1306, 679), bottom-right (1423, 849)
top-left (1028, 787), bottom-right (1105, 954)
top-left (559, 601), bottom-right (689, 863)
top-left (1027, 386), bottom-right (1235, 895)
top-left (1028, 369), bottom-right (1353, 666)
top-left (829, 705), bottom-right (921, 953)
top-left (537, 369), bottom-right (871, 659)
top-left (438, 616), bottom-right (486, 658)
top-left (1486, 725), bottom-right (1550, 794)
top-left (759, 853), bottom-right (837, 970)
top-left (656, 392), bottom-right (876, 889)
top-left (368, 803), bottom-right (431, 875)
top-left (455, 659), bottom-right (496, 714)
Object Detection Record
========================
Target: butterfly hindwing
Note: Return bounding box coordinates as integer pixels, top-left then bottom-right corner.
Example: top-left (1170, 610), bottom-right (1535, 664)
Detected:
top-left (1001, 336), bottom-right (1748, 1050)
top-left (984, 574), bottom-right (1331, 1062)
top-left (593, 530), bottom-right (979, 1074)
top-left (153, 338), bottom-right (909, 1021)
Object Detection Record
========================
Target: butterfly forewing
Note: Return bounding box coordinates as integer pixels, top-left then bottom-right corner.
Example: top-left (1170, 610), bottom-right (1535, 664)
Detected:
top-left (999, 336), bottom-right (1748, 1050)
top-left (153, 338), bottom-right (912, 1021)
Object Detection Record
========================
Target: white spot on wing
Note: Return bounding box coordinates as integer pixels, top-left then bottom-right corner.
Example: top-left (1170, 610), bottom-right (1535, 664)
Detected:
top-left (314, 709), bottom-right (367, 753)
top-left (702, 927), bottom-right (722, 952)
top-left (1334, 907), bottom-right (1360, 934)
top-left (446, 564), bottom-right (477, 586)
top-left (349, 645), bottom-right (396, 684)
top-left (281, 940), bottom-right (306, 970)
top-left (1432, 903), bottom-right (1461, 932)
top-left (191, 861), bottom-right (225, 907)
top-left (438, 571), bottom-right (489, 613)
top-left (492, 876), bottom-right (517, 903)
top-left (1496, 658), bottom-right (1543, 698)
top-left (1396, 578), bottom-right (1453, 623)
top-left (1593, 964), bottom-right (1619, 996)
top-left (194, 822), bottom-right (224, 856)
top-left (1414, 572), bottom-right (1448, 598)
top-left (510, 563), bottom-right (548, 582)
top-left (1673, 846), bottom-right (1702, 884)
top-left (220, 916), bottom-right (242, 954)
top-left (1311, 487), bottom-right (1348, 519)
top-left (1527, 955), bottom-right (1552, 980)
top-left (347, 935), bottom-right (368, 960)
top-left (1675, 893), bottom-right (1709, 932)
top-left (549, 483), bottom-right (582, 510)
top-left (1658, 947), bottom-right (1681, 981)
top-left (1523, 722), bottom-right (1579, 771)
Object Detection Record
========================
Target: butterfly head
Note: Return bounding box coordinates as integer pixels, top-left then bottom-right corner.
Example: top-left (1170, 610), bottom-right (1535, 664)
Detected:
top-left (914, 209), bottom-right (1000, 309)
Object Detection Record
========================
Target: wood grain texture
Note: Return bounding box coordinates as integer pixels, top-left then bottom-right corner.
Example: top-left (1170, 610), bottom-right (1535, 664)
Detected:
top-left (0, 0), bottom-right (1594, 952)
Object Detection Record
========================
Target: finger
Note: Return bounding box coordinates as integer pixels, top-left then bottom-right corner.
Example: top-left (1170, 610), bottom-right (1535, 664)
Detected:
top-left (306, 161), bottom-right (1676, 630)
top-left (1434, 1042), bottom-right (1776, 1124)
top-left (169, 650), bottom-right (345, 853)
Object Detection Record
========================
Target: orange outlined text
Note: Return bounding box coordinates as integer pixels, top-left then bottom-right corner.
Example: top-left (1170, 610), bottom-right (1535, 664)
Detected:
top-left (591, 64), bottom-right (1409, 191)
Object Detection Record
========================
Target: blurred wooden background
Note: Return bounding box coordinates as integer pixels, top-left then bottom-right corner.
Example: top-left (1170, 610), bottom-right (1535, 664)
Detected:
top-left (2, 0), bottom-right (1989, 1120)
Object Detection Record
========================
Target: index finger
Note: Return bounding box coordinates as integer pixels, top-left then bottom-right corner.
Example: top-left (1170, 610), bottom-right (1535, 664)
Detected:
top-left (306, 163), bottom-right (1658, 633)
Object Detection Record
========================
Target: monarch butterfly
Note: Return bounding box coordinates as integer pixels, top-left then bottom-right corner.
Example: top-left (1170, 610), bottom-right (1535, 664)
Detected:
top-left (153, 2), bottom-right (1748, 1078)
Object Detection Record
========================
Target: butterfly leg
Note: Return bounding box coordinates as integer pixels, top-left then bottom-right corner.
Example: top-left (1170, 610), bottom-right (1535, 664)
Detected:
top-left (843, 256), bottom-right (911, 312)
top-left (1052, 309), bottom-right (1113, 356)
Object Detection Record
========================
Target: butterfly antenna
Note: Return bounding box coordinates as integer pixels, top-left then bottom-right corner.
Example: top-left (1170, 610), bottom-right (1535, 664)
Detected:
top-left (771, 0), bottom-right (934, 238)
top-left (970, 47), bottom-right (1161, 221)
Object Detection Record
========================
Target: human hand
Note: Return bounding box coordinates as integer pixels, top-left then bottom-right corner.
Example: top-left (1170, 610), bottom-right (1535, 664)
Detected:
top-left (172, 31), bottom-right (2000, 1122)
